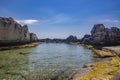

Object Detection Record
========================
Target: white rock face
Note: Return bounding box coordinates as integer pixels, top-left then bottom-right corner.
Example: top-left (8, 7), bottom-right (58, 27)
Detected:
top-left (30, 33), bottom-right (38, 42)
top-left (0, 17), bottom-right (38, 45)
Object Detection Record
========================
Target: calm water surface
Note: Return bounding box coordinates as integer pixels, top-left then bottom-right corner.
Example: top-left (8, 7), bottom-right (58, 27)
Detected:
top-left (0, 43), bottom-right (96, 80)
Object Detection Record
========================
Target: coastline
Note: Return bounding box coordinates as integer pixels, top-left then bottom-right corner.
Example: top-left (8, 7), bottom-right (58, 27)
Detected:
top-left (0, 42), bottom-right (41, 50)
top-left (72, 43), bottom-right (120, 80)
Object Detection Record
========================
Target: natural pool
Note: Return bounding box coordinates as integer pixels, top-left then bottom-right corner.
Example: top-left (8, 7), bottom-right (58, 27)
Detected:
top-left (0, 43), bottom-right (97, 80)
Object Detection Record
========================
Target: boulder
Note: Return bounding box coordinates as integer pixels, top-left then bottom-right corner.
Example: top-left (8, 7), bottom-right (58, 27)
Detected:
top-left (91, 24), bottom-right (107, 45)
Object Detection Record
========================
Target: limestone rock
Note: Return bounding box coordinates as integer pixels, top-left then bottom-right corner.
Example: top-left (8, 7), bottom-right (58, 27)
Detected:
top-left (30, 33), bottom-right (38, 42)
top-left (0, 17), bottom-right (38, 46)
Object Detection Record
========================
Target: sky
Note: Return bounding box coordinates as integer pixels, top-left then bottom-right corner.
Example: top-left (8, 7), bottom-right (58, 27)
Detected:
top-left (0, 0), bottom-right (120, 39)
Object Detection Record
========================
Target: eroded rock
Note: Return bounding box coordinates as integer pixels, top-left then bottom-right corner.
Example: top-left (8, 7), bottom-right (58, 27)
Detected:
top-left (81, 24), bottom-right (120, 46)
top-left (0, 17), bottom-right (38, 46)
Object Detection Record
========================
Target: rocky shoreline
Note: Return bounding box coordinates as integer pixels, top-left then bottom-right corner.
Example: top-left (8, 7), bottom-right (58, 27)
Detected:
top-left (72, 45), bottom-right (120, 80)
top-left (72, 24), bottom-right (120, 80)
top-left (0, 42), bottom-right (40, 50)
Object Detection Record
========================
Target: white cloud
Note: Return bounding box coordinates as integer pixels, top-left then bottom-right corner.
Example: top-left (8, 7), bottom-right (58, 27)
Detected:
top-left (100, 19), bottom-right (120, 23)
top-left (16, 19), bottom-right (38, 24)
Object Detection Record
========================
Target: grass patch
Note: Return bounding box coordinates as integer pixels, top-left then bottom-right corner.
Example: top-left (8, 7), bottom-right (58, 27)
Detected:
top-left (75, 57), bottom-right (120, 80)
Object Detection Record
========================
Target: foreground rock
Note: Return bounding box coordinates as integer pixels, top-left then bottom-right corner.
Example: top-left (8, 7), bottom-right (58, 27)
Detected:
top-left (81, 24), bottom-right (120, 46)
top-left (93, 49), bottom-right (115, 58)
top-left (103, 46), bottom-right (120, 57)
top-left (0, 17), bottom-right (39, 46)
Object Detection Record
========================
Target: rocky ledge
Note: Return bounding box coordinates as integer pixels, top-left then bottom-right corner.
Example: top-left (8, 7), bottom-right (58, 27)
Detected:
top-left (73, 57), bottom-right (120, 80)
top-left (0, 17), bottom-right (39, 46)
top-left (103, 46), bottom-right (120, 57)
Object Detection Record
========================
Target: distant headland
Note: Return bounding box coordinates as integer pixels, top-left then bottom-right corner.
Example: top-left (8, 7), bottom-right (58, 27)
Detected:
top-left (40, 24), bottom-right (120, 46)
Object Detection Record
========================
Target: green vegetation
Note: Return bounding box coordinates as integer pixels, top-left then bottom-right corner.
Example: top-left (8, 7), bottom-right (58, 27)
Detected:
top-left (75, 57), bottom-right (120, 80)
top-left (0, 48), bottom-right (30, 80)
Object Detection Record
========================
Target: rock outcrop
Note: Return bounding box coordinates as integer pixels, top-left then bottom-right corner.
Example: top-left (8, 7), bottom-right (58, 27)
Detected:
top-left (81, 24), bottom-right (120, 46)
top-left (30, 33), bottom-right (38, 42)
top-left (0, 17), bottom-right (38, 46)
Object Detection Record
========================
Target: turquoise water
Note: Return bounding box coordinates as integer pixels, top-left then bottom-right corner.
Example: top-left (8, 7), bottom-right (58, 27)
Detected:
top-left (0, 43), bottom-right (96, 80)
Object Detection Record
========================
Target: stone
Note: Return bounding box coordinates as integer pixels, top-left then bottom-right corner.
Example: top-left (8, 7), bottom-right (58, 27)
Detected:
top-left (81, 34), bottom-right (92, 44)
top-left (30, 33), bottom-right (38, 42)
top-left (81, 24), bottom-right (120, 46)
top-left (110, 71), bottom-right (120, 80)
top-left (0, 17), bottom-right (38, 46)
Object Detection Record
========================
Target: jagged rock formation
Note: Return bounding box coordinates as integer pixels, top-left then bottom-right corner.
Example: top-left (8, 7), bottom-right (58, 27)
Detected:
top-left (81, 34), bottom-right (92, 44)
top-left (81, 24), bottom-right (120, 46)
top-left (30, 33), bottom-right (38, 42)
top-left (0, 17), bottom-right (38, 46)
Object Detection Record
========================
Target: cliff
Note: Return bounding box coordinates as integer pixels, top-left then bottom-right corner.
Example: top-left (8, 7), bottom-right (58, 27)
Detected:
top-left (0, 17), bottom-right (39, 46)
top-left (30, 33), bottom-right (38, 42)
top-left (81, 24), bottom-right (120, 46)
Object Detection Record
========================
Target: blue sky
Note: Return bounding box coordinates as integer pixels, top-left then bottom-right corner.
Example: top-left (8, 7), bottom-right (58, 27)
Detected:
top-left (0, 0), bottom-right (120, 39)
